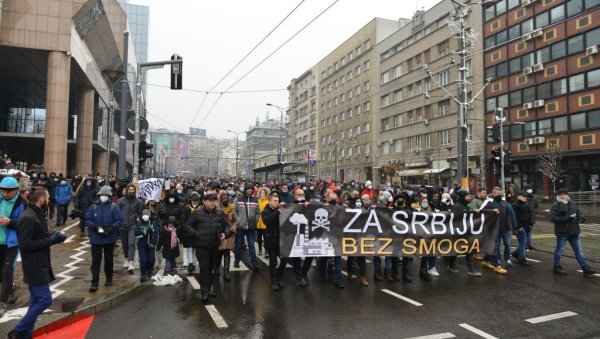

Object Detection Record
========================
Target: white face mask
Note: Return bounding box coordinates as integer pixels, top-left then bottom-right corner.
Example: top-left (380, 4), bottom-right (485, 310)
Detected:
top-left (177, 190), bottom-right (183, 194)
top-left (367, 185), bottom-right (373, 189)
top-left (169, 197), bottom-right (176, 204)
top-left (142, 215), bottom-right (150, 222)
top-left (99, 196), bottom-right (109, 203)
top-left (526, 189), bottom-right (533, 194)
top-left (61, 181), bottom-right (66, 185)
top-left (355, 202), bottom-right (362, 207)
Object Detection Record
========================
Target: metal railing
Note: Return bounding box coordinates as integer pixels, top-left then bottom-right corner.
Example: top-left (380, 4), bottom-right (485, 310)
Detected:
top-left (567, 191), bottom-right (599, 204)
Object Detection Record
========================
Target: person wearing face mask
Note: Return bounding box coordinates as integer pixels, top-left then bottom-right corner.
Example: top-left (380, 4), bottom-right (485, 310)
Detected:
top-left (256, 187), bottom-right (270, 258)
top-left (523, 185), bottom-right (539, 251)
top-left (278, 185), bottom-right (292, 205)
top-left (316, 193), bottom-right (345, 288)
top-left (411, 197), bottom-right (437, 281)
top-left (76, 178), bottom-right (97, 238)
top-left (182, 191), bottom-right (202, 275)
top-left (85, 186), bottom-right (122, 292)
top-left (261, 193), bottom-right (288, 291)
top-left (346, 198), bottom-right (369, 287)
top-left (117, 184), bottom-right (144, 275)
top-left (54, 178), bottom-right (72, 227)
top-left (134, 209), bottom-right (159, 282)
top-left (175, 184), bottom-right (188, 206)
top-left (480, 186), bottom-right (514, 275)
top-left (233, 184), bottom-right (260, 270)
top-left (360, 180), bottom-right (373, 199)
top-left (215, 192), bottom-right (237, 281)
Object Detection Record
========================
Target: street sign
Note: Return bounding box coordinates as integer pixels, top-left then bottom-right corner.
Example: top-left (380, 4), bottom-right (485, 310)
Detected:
top-left (310, 160), bottom-right (317, 166)
top-left (305, 149), bottom-right (317, 161)
top-left (127, 116), bottom-right (149, 137)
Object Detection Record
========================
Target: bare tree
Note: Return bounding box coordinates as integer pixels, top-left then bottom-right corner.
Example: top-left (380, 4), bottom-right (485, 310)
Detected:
top-left (537, 145), bottom-right (566, 197)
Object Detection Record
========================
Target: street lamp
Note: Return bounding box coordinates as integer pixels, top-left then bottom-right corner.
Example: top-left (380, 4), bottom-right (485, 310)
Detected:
top-left (266, 103), bottom-right (287, 181)
top-left (102, 67), bottom-right (125, 183)
top-left (227, 129), bottom-right (240, 178)
top-left (488, 108), bottom-right (524, 197)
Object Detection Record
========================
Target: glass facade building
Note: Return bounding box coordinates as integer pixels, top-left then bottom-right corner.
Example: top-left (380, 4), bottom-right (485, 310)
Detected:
top-left (118, 0), bottom-right (150, 63)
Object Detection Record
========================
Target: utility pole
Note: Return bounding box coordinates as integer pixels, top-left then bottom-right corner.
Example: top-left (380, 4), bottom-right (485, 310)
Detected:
top-left (335, 123), bottom-right (339, 182)
top-left (117, 31), bottom-right (129, 179)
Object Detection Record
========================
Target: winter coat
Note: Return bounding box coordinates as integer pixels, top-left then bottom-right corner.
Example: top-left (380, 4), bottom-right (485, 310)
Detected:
top-left (513, 200), bottom-right (532, 230)
top-left (257, 198), bottom-right (268, 230)
top-left (481, 197), bottom-right (514, 232)
top-left (117, 196), bottom-right (144, 229)
top-left (54, 183), bottom-right (73, 205)
top-left (451, 200), bottom-right (470, 213)
top-left (183, 207), bottom-right (230, 248)
top-left (17, 206), bottom-right (56, 286)
top-left (549, 200), bottom-right (582, 237)
top-left (526, 194), bottom-right (539, 225)
top-left (134, 217), bottom-right (160, 248)
top-left (234, 194), bottom-right (259, 230)
top-left (77, 186), bottom-right (97, 213)
top-left (180, 201), bottom-right (202, 247)
top-left (261, 205), bottom-right (281, 249)
top-left (219, 205), bottom-right (237, 251)
top-left (0, 195), bottom-right (26, 248)
top-left (156, 226), bottom-right (180, 259)
top-left (159, 193), bottom-right (186, 225)
top-left (85, 200), bottom-right (122, 245)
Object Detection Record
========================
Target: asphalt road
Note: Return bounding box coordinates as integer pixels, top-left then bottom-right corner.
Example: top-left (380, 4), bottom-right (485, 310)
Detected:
top-left (81, 244), bottom-right (600, 339)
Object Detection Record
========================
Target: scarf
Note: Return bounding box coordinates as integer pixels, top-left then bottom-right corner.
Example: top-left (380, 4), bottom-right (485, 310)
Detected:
top-left (222, 204), bottom-right (234, 215)
top-left (167, 226), bottom-right (177, 249)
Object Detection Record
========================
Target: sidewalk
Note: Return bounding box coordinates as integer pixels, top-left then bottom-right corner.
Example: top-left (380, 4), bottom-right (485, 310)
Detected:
top-left (0, 216), bottom-right (144, 337)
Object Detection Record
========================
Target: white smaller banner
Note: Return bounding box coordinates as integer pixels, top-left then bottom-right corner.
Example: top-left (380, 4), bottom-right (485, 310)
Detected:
top-left (138, 178), bottom-right (165, 200)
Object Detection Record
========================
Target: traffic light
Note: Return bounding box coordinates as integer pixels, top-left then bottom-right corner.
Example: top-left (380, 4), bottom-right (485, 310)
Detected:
top-left (170, 54), bottom-right (182, 90)
top-left (138, 141), bottom-right (153, 176)
top-left (491, 148), bottom-right (502, 176)
top-left (490, 124), bottom-right (501, 142)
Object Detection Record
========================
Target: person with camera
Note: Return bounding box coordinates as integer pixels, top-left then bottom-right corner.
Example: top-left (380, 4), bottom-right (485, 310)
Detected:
top-left (550, 188), bottom-right (597, 276)
top-left (85, 186), bottom-right (122, 292)
top-left (8, 189), bottom-right (66, 339)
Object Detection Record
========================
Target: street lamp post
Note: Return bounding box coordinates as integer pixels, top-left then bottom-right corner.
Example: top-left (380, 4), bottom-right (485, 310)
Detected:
top-left (490, 108), bottom-right (524, 197)
top-left (266, 103), bottom-right (287, 182)
top-left (227, 130), bottom-right (240, 178)
top-left (101, 68), bottom-right (125, 183)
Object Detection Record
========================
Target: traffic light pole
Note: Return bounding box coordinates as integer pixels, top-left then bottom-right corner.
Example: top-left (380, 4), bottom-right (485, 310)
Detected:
top-left (133, 58), bottom-right (182, 180)
top-left (499, 111), bottom-right (505, 198)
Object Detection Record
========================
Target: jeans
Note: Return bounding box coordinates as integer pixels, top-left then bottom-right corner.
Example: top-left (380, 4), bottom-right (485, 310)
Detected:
top-left (196, 246), bottom-right (217, 295)
top-left (119, 227), bottom-right (136, 262)
top-left (91, 243), bottom-right (114, 283)
top-left (373, 256), bottom-right (392, 270)
top-left (347, 256), bottom-right (366, 277)
top-left (0, 245), bottom-right (18, 303)
top-left (526, 228), bottom-right (533, 248)
top-left (56, 204), bottom-right (69, 224)
top-left (317, 257), bottom-right (342, 284)
top-left (15, 284), bottom-right (52, 338)
top-left (266, 247), bottom-right (288, 282)
top-left (138, 244), bottom-right (155, 277)
top-left (495, 229), bottom-right (512, 264)
top-left (234, 228), bottom-right (257, 265)
top-left (516, 228), bottom-right (527, 260)
top-left (256, 229), bottom-right (265, 250)
top-left (553, 235), bottom-right (589, 268)
top-left (164, 258), bottom-right (176, 272)
top-left (48, 198), bottom-right (55, 220)
top-left (292, 257), bottom-right (313, 281)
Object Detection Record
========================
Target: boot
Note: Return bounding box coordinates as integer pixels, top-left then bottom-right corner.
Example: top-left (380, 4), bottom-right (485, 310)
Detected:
top-left (0, 302), bottom-right (7, 317)
top-left (391, 257), bottom-right (402, 281)
top-left (583, 266), bottom-right (597, 277)
top-left (447, 256), bottom-right (459, 274)
top-left (374, 267), bottom-right (383, 282)
top-left (553, 266), bottom-right (568, 275)
top-left (384, 268), bottom-right (394, 282)
top-left (402, 257), bottom-right (413, 283)
top-left (188, 263), bottom-right (195, 275)
top-left (271, 278), bottom-right (279, 291)
top-left (223, 256), bottom-right (231, 281)
top-left (419, 258), bottom-right (431, 281)
top-left (89, 282), bottom-right (99, 292)
top-left (277, 271), bottom-right (285, 288)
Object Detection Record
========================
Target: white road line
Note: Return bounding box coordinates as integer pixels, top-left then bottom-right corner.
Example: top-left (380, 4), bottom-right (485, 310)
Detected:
top-left (341, 270), bottom-right (348, 276)
top-left (458, 323), bottom-right (498, 339)
top-left (204, 304), bottom-right (228, 329)
top-left (62, 221), bottom-right (80, 232)
top-left (229, 261), bottom-right (250, 272)
top-left (405, 333), bottom-right (456, 339)
top-left (527, 258), bottom-right (541, 263)
top-left (64, 234), bottom-right (77, 243)
top-left (381, 289), bottom-right (423, 306)
top-left (186, 276), bottom-right (201, 290)
top-left (577, 270), bottom-right (600, 277)
top-left (525, 311), bottom-right (578, 324)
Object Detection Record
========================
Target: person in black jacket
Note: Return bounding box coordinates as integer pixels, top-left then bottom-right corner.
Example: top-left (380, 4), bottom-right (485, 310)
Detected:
top-left (159, 191), bottom-right (186, 226)
top-left (76, 178), bottom-right (97, 237)
top-left (261, 193), bottom-right (288, 291)
top-left (549, 189), bottom-right (596, 276)
top-left (511, 192), bottom-right (532, 265)
top-left (156, 216), bottom-right (180, 276)
top-left (183, 193), bottom-right (230, 303)
top-left (9, 189), bottom-right (66, 339)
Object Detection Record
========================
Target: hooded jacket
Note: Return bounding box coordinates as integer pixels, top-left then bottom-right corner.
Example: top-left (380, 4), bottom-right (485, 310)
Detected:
top-left (17, 205), bottom-right (55, 285)
top-left (0, 194), bottom-right (26, 248)
top-left (54, 182), bottom-right (73, 205)
top-left (234, 193), bottom-right (259, 230)
top-left (77, 179), bottom-right (97, 212)
top-left (159, 192), bottom-right (186, 225)
top-left (117, 185), bottom-right (144, 229)
top-left (183, 206), bottom-right (230, 248)
top-left (85, 199), bottom-right (122, 245)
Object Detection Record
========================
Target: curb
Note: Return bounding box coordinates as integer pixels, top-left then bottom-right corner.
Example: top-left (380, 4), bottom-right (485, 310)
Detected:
top-left (32, 281), bottom-right (151, 336)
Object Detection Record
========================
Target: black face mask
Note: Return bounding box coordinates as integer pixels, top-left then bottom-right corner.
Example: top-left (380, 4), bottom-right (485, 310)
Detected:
top-left (494, 195), bottom-right (502, 202)
top-left (128, 192), bottom-right (136, 198)
top-left (328, 200), bottom-right (337, 205)
top-left (222, 200), bottom-right (230, 207)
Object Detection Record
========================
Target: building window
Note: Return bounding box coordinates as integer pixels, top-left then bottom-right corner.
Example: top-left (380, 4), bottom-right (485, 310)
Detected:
top-left (516, 41), bottom-right (527, 52)
top-left (381, 72), bottom-right (390, 84)
top-left (394, 114), bottom-right (402, 127)
top-left (518, 143), bottom-right (529, 152)
top-left (355, 66), bottom-right (361, 76)
top-left (571, 112), bottom-right (586, 129)
top-left (364, 122), bottom-right (370, 132)
top-left (516, 75), bottom-right (528, 85)
top-left (394, 65), bottom-right (403, 78)
top-left (439, 100), bottom-right (450, 116)
top-left (355, 105), bottom-right (361, 115)
top-left (544, 29), bottom-right (556, 42)
top-left (492, 82), bottom-right (502, 92)
top-left (491, 51), bottom-right (502, 62)
top-left (545, 65), bottom-right (557, 77)
top-left (518, 109), bottom-right (528, 118)
top-left (515, 8), bottom-right (526, 20)
top-left (394, 89), bottom-right (403, 102)
top-left (364, 60), bottom-right (371, 70)
top-left (364, 81), bottom-right (371, 91)
top-left (394, 139), bottom-right (402, 153)
top-left (578, 55), bottom-right (593, 67)
top-left (365, 40), bottom-right (371, 50)
top-left (439, 70), bottom-right (450, 86)
top-left (579, 94), bottom-right (594, 106)
top-left (546, 102), bottom-right (558, 113)
top-left (355, 145), bottom-right (361, 155)
top-left (382, 117), bottom-right (390, 131)
top-left (425, 133), bottom-right (432, 148)
top-left (364, 101), bottom-right (371, 112)
top-left (543, 0), bottom-right (554, 6)
top-left (365, 143), bottom-right (370, 154)
top-left (576, 15), bottom-right (591, 29)
top-left (581, 134), bottom-right (595, 145)
top-left (355, 85), bottom-right (361, 95)
top-left (439, 130), bottom-right (451, 145)
top-left (491, 20), bottom-right (500, 31)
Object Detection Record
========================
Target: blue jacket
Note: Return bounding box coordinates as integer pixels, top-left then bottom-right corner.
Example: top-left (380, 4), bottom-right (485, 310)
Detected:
top-left (134, 216), bottom-right (160, 247)
top-left (54, 183), bottom-right (73, 205)
top-left (1, 195), bottom-right (27, 248)
top-left (85, 200), bottom-right (122, 245)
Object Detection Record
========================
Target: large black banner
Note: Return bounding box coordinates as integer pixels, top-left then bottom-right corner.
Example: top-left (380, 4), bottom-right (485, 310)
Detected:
top-left (279, 205), bottom-right (499, 258)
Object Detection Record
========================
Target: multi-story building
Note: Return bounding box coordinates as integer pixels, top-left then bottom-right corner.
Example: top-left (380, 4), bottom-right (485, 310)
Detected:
top-left (376, 2), bottom-right (485, 188)
top-left (286, 68), bottom-right (318, 179)
top-left (117, 0), bottom-right (149, 63)
top-left (482, 0), bottom-right (600, 194)
top-left (317, 18), bottom-right (406, 182)
top-left (244, 116), bottom-right (287, 176)
top-left (0, 0), bottom-right (143, 176)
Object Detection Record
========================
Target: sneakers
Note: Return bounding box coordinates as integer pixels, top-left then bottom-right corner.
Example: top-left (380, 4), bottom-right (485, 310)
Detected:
top-left (105, 279), bottom-right (113, 286)
top-left (233, 260), bottom-right (240, 268)
top-left (553, 266), bottom-right (568, 275)
top-left (482, 261), bottom-right (495, 270)
top-left (473, 254), bottom-right (483, 261)
top-left (494, 266), bottom-right (507, 274)
top-left (582, 267), bottom-right (597, 277)
top-left (128, 262), bottom-right (135, 275)
top-left (427, 267), bottom-right (440, 277)
top-left (296, 277), bottom-right (307, 286)
top-left (89, 282), bottom-right (99, 292)
top-left (467, 268), bottom-right (482, 277)
top-left (518, 259), bottom-right (531, 266)
top-left (528, 246), bottom-right (536, 251)
top-left (123, 259), bottom-right (129, 269)
top-left (334, 281), bottom-right (345, 288)
top-left (347, 273), bottom-right (357, 280)
top-left (359, 276), bottom-right (369, 287)
top-left (505, 260), bottom-right (513, 268)
top-left (447, 265), bottom-right (460, 274)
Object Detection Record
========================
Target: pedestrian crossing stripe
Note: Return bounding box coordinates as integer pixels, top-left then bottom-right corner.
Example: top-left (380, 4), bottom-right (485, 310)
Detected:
top-left (230, 260), bottom-right (250, 272)
top-left (576, 270), bottom-right (600, 277)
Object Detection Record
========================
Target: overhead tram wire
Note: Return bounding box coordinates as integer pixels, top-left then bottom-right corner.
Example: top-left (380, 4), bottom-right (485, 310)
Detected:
top-left (195, 0), bottom-right (341, 128)
top-left (145, 83), bottom-right (287, 93)
top-left (188, 0), bottom-right (306, 127)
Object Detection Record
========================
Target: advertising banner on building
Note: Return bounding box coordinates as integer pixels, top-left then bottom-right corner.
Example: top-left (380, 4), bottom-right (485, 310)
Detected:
top-left (279, 205), bottom-right (499, 258)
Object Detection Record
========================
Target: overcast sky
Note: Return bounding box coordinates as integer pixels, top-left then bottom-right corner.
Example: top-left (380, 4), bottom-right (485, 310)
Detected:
top-left (141, 0), bottom-right (441, 139)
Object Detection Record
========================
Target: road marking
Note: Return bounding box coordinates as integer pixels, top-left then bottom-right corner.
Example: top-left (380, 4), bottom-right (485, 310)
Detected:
top-left (526, 311), bottom-right (577, 324)
top-left (381, 289), bottom-right (423, 306)
top-left (204, 304), bottom-right (228, 329)
top-left (62, 221), bottom-right (80, 232)
top-left (527, 258), bottom-right (541, 263)
top-left (64, 234), bottom-right (77, 243)
top-left (186, 276), bottom-right (200, 290)
top-left (230, 261), bottom-right (250, 272)
top-left (50, 239), bottom-right (90, 299)
top-left (405, 333), bottom-right (456, 339)
top-left (458, 323), bottom-right (498, 339)
top-left (577, 270), bottom-right (600, 277)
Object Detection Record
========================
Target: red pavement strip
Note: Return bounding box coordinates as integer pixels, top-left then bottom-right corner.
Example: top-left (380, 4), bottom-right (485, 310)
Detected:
top-left (34, 315), bottom-right (94, 339)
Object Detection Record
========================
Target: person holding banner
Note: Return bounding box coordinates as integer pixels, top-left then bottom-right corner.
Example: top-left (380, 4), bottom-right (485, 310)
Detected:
top-left (481, 187), bottom-right (512, 275)
top-left (261, 193), bottom-right (288, 291)
top-left (450, 190), bottom-right (481, 277)
top-left (316, 192), bottom-right (344, 288)
top-left (346, 197), bottom-right (368, 287)
top-left (411, 197), bottom-right (436, 281)
top-left (290, 188), bottom-right (313, 286)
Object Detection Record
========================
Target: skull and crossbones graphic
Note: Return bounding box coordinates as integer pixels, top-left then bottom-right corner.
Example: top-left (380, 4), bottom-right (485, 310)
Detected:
top-left (312, 208), bottom-right (331, 231)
